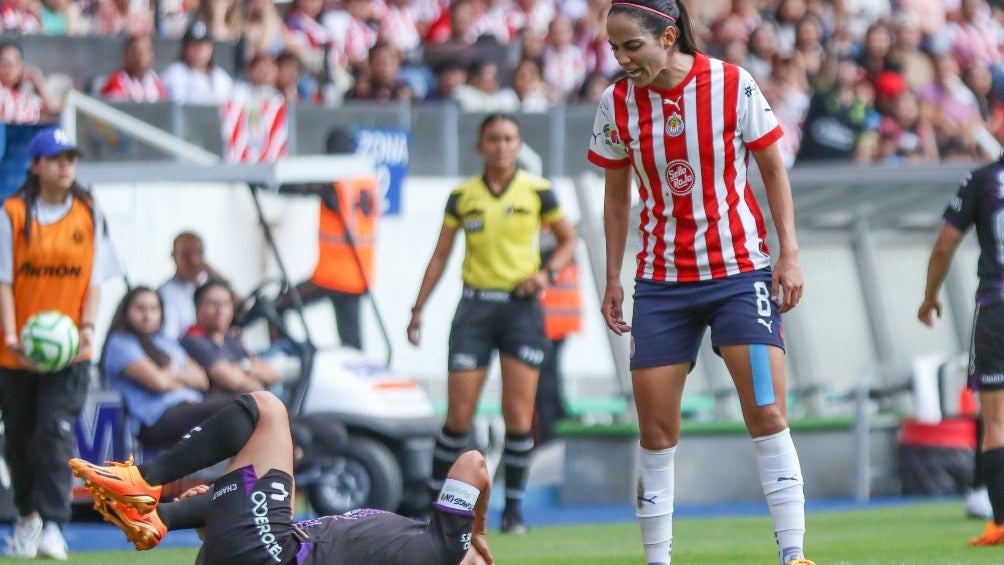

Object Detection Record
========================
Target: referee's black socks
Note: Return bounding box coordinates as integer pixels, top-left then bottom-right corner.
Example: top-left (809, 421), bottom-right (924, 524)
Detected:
top-left (502, 431), bottom-right (534, 515)
top-left (138, 394), bottom-right (261, 486)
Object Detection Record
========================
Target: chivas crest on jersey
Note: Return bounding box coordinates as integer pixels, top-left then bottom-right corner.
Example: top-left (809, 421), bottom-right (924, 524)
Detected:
top-left (665, 113), bottom-right (684, 137)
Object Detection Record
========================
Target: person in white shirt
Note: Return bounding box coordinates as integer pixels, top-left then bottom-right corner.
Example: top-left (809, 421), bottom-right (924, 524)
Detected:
top-left (160, 20), bottom-right (234, 104)
top-left (157, 231), bottom-right (228, 341)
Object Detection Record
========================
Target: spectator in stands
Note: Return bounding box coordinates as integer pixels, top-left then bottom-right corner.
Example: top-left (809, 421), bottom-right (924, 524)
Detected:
top-left (161, 20), bottom-right (234, 104)
top-left (875, 89), bottom-right (939, 162)
top-left (155, 0), bottom-right (191, 38)
top-left (856, 20), bottom-right (894, 84)
top-left (918, 52), bottom-right (988, 160)
top-left (275, 49), bottom-right (319, 104)
top-left (0, 41), bottom-right (60, 124)
top-left (746, 21), bottom-right (780, 81)
top-left (773, 0), bottom-right (808, 55)
top-left (231, 51), bottom-right (281, 105)
top-left (962, 61), bottom-right (1004, 143)
top-left (327, 0), bottom-right (380, 74)
top-left (100, 34), bottom-right (168, 103)
top-left (181, 279), bottom-right (281, 394)
top-left (0, 0), bottom-right (41, 34)
top-left (158, 231), bottom-right (229, 341)
top-left (380, 0), bottom-right (423, 62)
top-left (541, 13), bottom-right (586, 102)
top-left (90, 0), bottom-right (155, 37)
top-left (576, 71), bottom-right (609, 104)
top-left (762, 55), bottom-right (810, 168)
top-left (888, 10), bottom-right (935, 93)
top-left (424, 58), bottom-right (467, 103)
top-left (940, 0), bottom-right (1002, 74)
top-left (791, 13), bottom-right (825, 83)
top-left (192, 0), bottom-right (242, 44)
top-left (282, 0), bottom-right (343, 101)
top-left (241, 0), bottom-right (290, 61)
top-left (572, 0), bottom-right (618, 78)
top-left (511, 56), bottom-right (550, 112)
top-left (346, 40), bottom-right (414, 102)
top-left (455, 58), bottom-right (519, 112)
top-left (39, 0), bottom-right (85, 35)
top-left (795, 54), bottom-right (878, 163)
top-left (101, 286), bottom-right (242, 454)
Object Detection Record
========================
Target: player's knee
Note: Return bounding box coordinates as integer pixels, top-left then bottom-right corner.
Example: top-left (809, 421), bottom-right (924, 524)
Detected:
top-left (250, 390), bottom-right (287, 421)
top-left (453, 450), bottom-right (486, 471)
top-left (746, 408), bottom-right (787, 438)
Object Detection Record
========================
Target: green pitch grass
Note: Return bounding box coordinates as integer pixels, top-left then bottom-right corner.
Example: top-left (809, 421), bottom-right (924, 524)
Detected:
top-left (3, 500), bottom-right (1002, 564)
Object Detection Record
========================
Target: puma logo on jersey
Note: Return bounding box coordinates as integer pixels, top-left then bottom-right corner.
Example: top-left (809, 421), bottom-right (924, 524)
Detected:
top-left (662, 95), bottom-right (682, 111)
top-left (757, 319), bottom-right (773, 333)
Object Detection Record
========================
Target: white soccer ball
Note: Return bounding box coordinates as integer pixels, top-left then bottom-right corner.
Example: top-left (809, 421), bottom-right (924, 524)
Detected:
top-left (21, 311), bottom-right (80, 373)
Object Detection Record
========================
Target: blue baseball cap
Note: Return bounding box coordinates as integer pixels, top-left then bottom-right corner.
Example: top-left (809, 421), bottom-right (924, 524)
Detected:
top-left (28, 127), bottom-right (78, 159)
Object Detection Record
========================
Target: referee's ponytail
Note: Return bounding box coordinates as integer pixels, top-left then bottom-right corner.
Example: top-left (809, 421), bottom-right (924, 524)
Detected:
top-left (609, 0), bottom-right (698, 55)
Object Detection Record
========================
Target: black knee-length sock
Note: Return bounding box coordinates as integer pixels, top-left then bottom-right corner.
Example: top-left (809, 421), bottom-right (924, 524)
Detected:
top-left (138, 394), bottom-right (260, 486)
top-left (157, 492), bottom-right (212, 530)
top-left (429, 426), bottom-right (468, 503)
top-left (984, 447), bottom-right (1004, 525)
top-left (503, 431), bottom-right (534, 514)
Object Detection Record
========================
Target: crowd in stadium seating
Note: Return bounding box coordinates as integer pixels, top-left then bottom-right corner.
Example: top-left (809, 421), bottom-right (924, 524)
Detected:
top-left (4, 0), bottom-right (1004, 165)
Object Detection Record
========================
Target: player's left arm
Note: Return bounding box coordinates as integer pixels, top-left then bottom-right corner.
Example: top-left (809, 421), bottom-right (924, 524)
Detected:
top-left (918, 222), bottom-right (964, 327)
top-left (751, 143), bottom-right (803, 313)
top-left (73, 286), bottom-right (100, 362)
top-left (448, 451), bottom-right (493, 565)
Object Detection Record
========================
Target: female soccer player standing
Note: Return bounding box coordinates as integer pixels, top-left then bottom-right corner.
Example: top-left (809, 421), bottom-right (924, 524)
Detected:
top-left (408, 113), bottom-right (576, 534)
top-left (587, 2), bottom-right (811, 564)
top-left (0, 127), bottom-right (121, 559)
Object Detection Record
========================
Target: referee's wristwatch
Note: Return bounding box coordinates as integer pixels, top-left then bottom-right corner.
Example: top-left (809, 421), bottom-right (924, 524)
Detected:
top-left (545, 266), bottom-right (558, 285)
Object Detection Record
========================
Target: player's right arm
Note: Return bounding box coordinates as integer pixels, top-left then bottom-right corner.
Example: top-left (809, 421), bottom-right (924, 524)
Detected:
top-left (408, 222), bottom-right (458, 346)
top-left (602, 165), bottom-right (632, 335)
top-left (918, 222), bottom-right (964, 327)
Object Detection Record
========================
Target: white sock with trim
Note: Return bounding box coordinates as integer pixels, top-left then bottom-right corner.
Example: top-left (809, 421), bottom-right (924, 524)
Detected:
top-left (637, 445), bottom-right (675, 564)
top-left (754, 428), bottom-right (806, 564)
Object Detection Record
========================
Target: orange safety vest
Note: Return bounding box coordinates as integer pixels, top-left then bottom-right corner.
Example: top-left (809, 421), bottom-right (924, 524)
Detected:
top-left (542, 261), bottom-right (582, 340)
top-left (0, 195), bottom-right (95, 368)
top-left (310, 176), bottom-right (379, 294)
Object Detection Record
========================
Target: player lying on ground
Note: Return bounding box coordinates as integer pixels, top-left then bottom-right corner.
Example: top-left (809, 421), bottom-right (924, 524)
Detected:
top-left (70, 391), bottom-right (494, 565)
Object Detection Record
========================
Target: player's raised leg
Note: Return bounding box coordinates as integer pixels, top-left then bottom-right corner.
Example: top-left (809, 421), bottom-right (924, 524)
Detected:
top-left (69, 391), bottom-right (284, 549)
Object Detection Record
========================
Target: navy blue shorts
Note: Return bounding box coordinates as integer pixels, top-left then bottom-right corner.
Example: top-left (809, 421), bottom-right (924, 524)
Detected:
top-left (629, 268), bottom-right (785, 370)
top-left (972, 302), bottom-right (1004, 391)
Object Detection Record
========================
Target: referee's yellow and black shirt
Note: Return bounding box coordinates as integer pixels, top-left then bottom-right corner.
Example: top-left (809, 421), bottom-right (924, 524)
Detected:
top-left (444, 170), bottom-right (564, 291)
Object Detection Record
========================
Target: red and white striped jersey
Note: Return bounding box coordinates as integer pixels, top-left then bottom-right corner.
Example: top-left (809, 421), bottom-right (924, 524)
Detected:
top-left (100, 70), bottom-right (168, 102)
top-left (0, 85), bottom-right (41, 124)
top-left (587, 53), bottom-right (782, 283)
top-left (221, 93), bottom-right (288, 164)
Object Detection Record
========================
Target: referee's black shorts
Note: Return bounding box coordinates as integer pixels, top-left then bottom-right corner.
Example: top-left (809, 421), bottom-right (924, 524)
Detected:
top-left (447, 287), bottom-right (550, 371)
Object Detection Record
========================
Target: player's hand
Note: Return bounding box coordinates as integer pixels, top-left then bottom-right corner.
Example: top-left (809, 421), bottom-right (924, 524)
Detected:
top-left (602, 283), bottom-right (631, 335)
top-left (772, 254), bottom-right (803, 314)
top-left (460, 532), bottom-right (494, 565)
top-left (176, 484), bottom-right (210, 500)
top-left (175, 484), bottom-right (210, 541)
top-left (72, 326), bottom-right (94, 363)
top-left (918, 297), bottom-right (942, 327)
top-left (513, 270), bottom-right (548, 299)
top-left (407, 311), bottom-right (422, 346)
top-left (7, 337), bottom-right (43, 372)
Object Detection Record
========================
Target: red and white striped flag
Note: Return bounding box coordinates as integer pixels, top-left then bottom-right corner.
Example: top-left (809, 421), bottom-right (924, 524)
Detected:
top-left (221, 97), bottom-right (288, 163)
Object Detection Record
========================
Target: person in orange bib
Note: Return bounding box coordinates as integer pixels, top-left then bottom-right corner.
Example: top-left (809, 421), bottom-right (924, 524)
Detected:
top-left (0, 127), bottom-right (122, 560)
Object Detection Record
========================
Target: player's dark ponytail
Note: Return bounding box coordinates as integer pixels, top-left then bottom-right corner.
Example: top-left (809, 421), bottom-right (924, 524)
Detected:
top-left (609, 0), bottom-right (698, 55)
